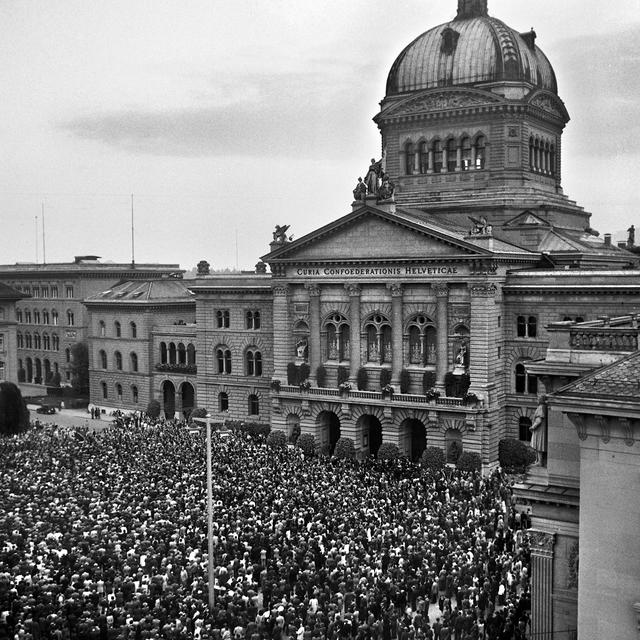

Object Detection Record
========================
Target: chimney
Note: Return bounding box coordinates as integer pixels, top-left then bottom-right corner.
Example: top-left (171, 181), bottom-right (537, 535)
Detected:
top-left (455, 0), bottom-right (488, 20)
top-left (604, 234), bottom-right (611, 247)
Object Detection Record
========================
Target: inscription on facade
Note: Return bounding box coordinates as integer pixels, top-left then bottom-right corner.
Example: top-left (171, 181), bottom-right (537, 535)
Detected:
top-left (292, 265), bottom-right (461, 278)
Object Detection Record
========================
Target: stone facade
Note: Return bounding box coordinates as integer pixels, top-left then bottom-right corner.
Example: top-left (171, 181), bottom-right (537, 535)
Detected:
top-left (0, 284), bottom-right (25, 384)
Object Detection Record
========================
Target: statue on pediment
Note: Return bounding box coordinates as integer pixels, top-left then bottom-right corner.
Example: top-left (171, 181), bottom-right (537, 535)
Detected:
top-left (272, 224), bottom-right (290, 244)
top-left (353, 177), bottom-right (367, 201)
top-left (365, 158), bottom-right (383, 195)
top-left (378, 175), bottom-right (395, 201)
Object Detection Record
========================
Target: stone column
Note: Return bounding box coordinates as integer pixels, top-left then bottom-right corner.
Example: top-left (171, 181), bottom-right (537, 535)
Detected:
top-left (433, 284), bottom-right (449, 387)
top-left (387, 283), bottom-right (404, 388)
top-left (529, 530), bottom-right (555, 638)
top-left (469, 283), bottom-right (497, 391)
top-left (345, 284), bottom-right (361, 383)
top-left (271, 283), bottom-right (290, 382)
top-left (306, 284), bottom-right (321, 384)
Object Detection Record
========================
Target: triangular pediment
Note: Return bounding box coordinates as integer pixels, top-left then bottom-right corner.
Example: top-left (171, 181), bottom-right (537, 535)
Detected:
top-left (263, 207), bottom-right (491, 263)
top-left (504, 210), bottom-right (551, 228)
top-left (526, 89), bottom-right (570, 122)
top-left (376, 87), bottom-right (504, 121)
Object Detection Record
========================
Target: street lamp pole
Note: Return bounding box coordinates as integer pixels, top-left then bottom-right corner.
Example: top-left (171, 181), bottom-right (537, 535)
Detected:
top-left (205, 416), bottom-right (215, 610)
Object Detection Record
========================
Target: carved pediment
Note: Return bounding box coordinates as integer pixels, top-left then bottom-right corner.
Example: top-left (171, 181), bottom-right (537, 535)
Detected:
top-left (263, 208), bottom-right (490, 264)
top-left (379, 88), bottom-right (503, 120)
top-left (504, 209), bottom-right (551, 228)
top-left (527, 90), bottom-right (569, 121)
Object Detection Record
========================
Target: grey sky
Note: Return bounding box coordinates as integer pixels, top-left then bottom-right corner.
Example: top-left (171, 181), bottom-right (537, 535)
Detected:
top-left (1, 0), bottom-right (639, 269)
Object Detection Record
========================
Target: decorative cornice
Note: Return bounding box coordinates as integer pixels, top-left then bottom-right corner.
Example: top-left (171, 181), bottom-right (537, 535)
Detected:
top-left (620, 417), bottom-right (635, 447)
top-left (470, 283), bottom-right (498, 298)
top-left (594, 414), bottom-right (610, 444)
top-left (271, 283), bottom-right (290, 297)
top-left (568, 413), bottom-right (588, 441)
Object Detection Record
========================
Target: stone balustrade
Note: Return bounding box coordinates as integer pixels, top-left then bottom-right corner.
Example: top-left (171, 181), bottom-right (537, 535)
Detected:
top-left (569, 328), bottom-right (639, 352)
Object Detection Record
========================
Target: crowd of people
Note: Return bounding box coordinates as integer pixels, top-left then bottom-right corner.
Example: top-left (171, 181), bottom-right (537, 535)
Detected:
top-left (0, 420), bottom-right (531, 640)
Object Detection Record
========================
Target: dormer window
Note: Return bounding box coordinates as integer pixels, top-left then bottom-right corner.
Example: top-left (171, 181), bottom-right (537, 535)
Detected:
top-left (441, 28), bottom-right (460, 55)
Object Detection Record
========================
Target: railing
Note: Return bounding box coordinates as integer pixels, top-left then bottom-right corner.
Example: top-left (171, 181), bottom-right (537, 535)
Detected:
top-left (155, 363), bottom-right (197, 374)
top-left (569, 328), bottom-right (638, 352)
top-left (279, 385), bottom-right (472, 408)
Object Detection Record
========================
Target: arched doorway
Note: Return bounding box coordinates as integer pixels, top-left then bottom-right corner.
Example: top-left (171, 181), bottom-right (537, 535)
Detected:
top-left (181, 382), bottom-right (195, 418)
top-left (445, 428), bottom-right (463, 463)
top-left (402, 419), bottom-right (427, 461)
top-left (316, 410), bottom-right (341, 455)
top-left (357, 415), bottom-right (383, 457)
top-left (162, 381), bottom-right (176, 420)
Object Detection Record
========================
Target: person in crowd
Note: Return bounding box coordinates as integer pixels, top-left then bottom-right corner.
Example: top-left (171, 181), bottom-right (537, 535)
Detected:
top-left (0, 419), bottom-right (531, 639)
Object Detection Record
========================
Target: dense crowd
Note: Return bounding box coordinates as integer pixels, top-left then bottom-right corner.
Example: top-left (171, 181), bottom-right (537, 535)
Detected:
top-left (0, 421), bottom-right (531, 640)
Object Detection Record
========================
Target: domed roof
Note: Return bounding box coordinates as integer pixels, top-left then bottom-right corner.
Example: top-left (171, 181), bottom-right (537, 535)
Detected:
top-left (387, 10), bottom-right (557, 96)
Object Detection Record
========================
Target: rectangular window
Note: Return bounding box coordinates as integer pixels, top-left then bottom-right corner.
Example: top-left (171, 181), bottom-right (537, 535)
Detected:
top-left (67, 311), bottom-right (75, 326)
top-left (66, 286), bottom-right (74, 298)
top-left (51, 286), bottom-right (58, 298)
top-left (25, 311), bottom-right (31, 324)
top-left (32, 286), bottom-right (40, 298)
top-left (42, 286), bottom-right (49, 298)
top-left (216, 310), bottom-right (230, 329)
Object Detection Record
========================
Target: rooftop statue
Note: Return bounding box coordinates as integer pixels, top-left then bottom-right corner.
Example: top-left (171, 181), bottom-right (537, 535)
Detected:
top-left (272, 224), bottom-right (290, 244)
top-left (364, 158), bottom-right (382, 195)
top-left (353, 177), bottom-right (367, 201)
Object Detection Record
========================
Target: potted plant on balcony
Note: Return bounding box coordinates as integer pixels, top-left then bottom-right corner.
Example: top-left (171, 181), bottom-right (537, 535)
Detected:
top-left (270, 379), bottom-right (282, 393)
top-left (299, 379), bottom-right (311, 392)
top-left (338, 381), bottom-right (352, 397)
top-left (425, 387), bottom-right (441, 403)
top-left (381, 383), bottom-right (394, 399)
top-left (463, 391), bottom-right (479, 406)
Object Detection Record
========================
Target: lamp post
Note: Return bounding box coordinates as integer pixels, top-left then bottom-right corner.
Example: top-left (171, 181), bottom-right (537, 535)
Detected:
top-left (205, 415), bottom-right (215, 609)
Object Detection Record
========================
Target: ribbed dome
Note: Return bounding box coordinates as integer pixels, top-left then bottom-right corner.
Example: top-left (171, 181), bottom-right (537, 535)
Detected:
top-left (386, 15), bottom-right (557, 96)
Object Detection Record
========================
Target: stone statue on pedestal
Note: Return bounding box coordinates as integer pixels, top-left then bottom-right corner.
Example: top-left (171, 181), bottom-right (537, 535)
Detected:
top-left (364, 158), bottom-right (382, 195)
top-left (272, 224), bottom-right (290, 244)
top-left (530, 395), bottom-right (548, 465)
top-left (353, 177), bottom-right (367, 201)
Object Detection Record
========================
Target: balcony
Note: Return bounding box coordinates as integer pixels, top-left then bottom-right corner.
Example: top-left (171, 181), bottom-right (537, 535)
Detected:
top-left (155, 363), bottom-right (197, 375)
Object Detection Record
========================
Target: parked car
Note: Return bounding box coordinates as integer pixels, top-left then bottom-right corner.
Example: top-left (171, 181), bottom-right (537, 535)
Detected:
top-left (36, 405), bottom-right (57, 415)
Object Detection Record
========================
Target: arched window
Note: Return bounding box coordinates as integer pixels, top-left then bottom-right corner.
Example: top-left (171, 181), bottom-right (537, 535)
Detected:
top-left (529, 136), bottom-right (535, 170)
top-left (248, 394), bottom-right (260, 416)
top-left (519, 416), bottom-right (533, 442)
top-left (324, 314), bottom-right (350, 361)
top-left (177, 343), bottom-right (187, 365)
top-left (25, 333), bottom-right (32, 349)
top-left (365, 314), bottom-right (392, 364)
top-left (51, 310), bottom-right (58, 326)
top-left (132, 385), bottom-right (139, 404)
top-left (550, 144), bottom-right (556, 177)
top-left (219, 392), bottom-right (229, 412)
top-left (43, 333), bottom-right (50, 350)
top-left (461, 136), bottom-right (471, 171)
top-left (247, 350), bottom-right (263, 376)
top-left (99, 321), bottom-right (106, 337)
top-left (17, 333), bottom-right (23, 349)
top-left (25, 310), bottom-right (31, 324)
top-left (26, 357), bottom-right (33, 382)
top-left (65, 348), bottom-right (71, 363)
top-left (293, 320), bottom-right (310, 361)
top-left (407, 315), bottom-right (437, 365)
top-left (115, 351), bottom-right (123, 371)
top-left (419, 141), bottom-right (429, 173)
top-left (114, 321), bottom-right (121, 338)
top-left (130, 352), bottom-right (138, 372)
top-left (544, 141), bottom-right (550, 174)
top-left (34, 333), bottom-right (41, 349)
top-left (446, 138), bottom-right (457, 172)
top-left (34, 311), bottom-right (40, 325)
top-left (217, 348), bottom-right (232, 374)
top-left (130, 322), bottom-right (137, 338)
top-left (515, 362), bottom-right (538, 395)
top-left (187, 343), bottom-right (196, 365)
top-left (52, 334), bottom-right (59, 351)
top-left (160, 342), bottom-right (167, 364)
top-left (432, 139), bottom-right (443, 173)
top-left (67, 310), bottom-right (74, 326)
top-left (116, 383), bottom-right (123, 402)
top-left (216, 309), bottom-right (230, 328)
top-left (474, 135), bottom-right (486, 169)
top-left (405, 141), bottom-right (415, 174)
top-left (168, 342), bottom-right (177, 364)
top-left (43, 310), bottom-right (49, 325)
top-left (101, 381), bottom-right (108, 400)
top-left (246, 310), bottom-right (261, 330)
top-left (99, 350), bottom-right (107, 369)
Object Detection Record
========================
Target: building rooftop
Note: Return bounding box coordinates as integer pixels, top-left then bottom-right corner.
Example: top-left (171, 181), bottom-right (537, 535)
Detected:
top-left (85, 278), bottom-right (195, 305)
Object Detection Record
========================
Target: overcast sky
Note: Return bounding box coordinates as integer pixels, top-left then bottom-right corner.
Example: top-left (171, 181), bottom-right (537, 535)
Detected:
top-left (1, 0), bottom-right (639, 270)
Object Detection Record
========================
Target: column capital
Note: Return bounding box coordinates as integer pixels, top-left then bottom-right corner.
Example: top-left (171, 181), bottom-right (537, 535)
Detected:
top-left (344, 283), bottom-right (361, 297)
top-left (272, 283), bottom-right (290, 297)
top-left (386, 282), bottom-right (403, 297)
top-left (432, 283), bottom-right (449, 298)
top-left (305, 283), bottom-right (321, 297)
top-left (469, 283), bottom-right (498, 298)
top-left (528, 530), bottom-right (555, 557)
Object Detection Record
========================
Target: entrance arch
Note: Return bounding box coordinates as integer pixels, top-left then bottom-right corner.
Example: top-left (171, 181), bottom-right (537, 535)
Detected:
top-left (357, 414), bottom-right (383, 457)
top-left (401, 418), bottom-right (427, 461)
top-left (180, 381), bottom-right (195, 418)
top-left (316, 410), bottom-right (341, 455)
top-left (162, 381), bottom-right (176, 420)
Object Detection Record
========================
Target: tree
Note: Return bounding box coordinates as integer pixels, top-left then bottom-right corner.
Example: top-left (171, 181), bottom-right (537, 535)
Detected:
top-left (0, 382), bottom-right (30, 435)
top-left (334, 437), bottom-right (356, 459)
top-left (70, 342), bottom-right (89, 396)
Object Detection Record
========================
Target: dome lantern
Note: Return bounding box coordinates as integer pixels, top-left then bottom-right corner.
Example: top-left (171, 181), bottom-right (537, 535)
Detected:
top-left (455, 0), bottom-right (488, 20)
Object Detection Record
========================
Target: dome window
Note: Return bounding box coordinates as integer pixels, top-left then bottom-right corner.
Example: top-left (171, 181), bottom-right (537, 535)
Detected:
top-left (441, 28), bottom-right (460, 55)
